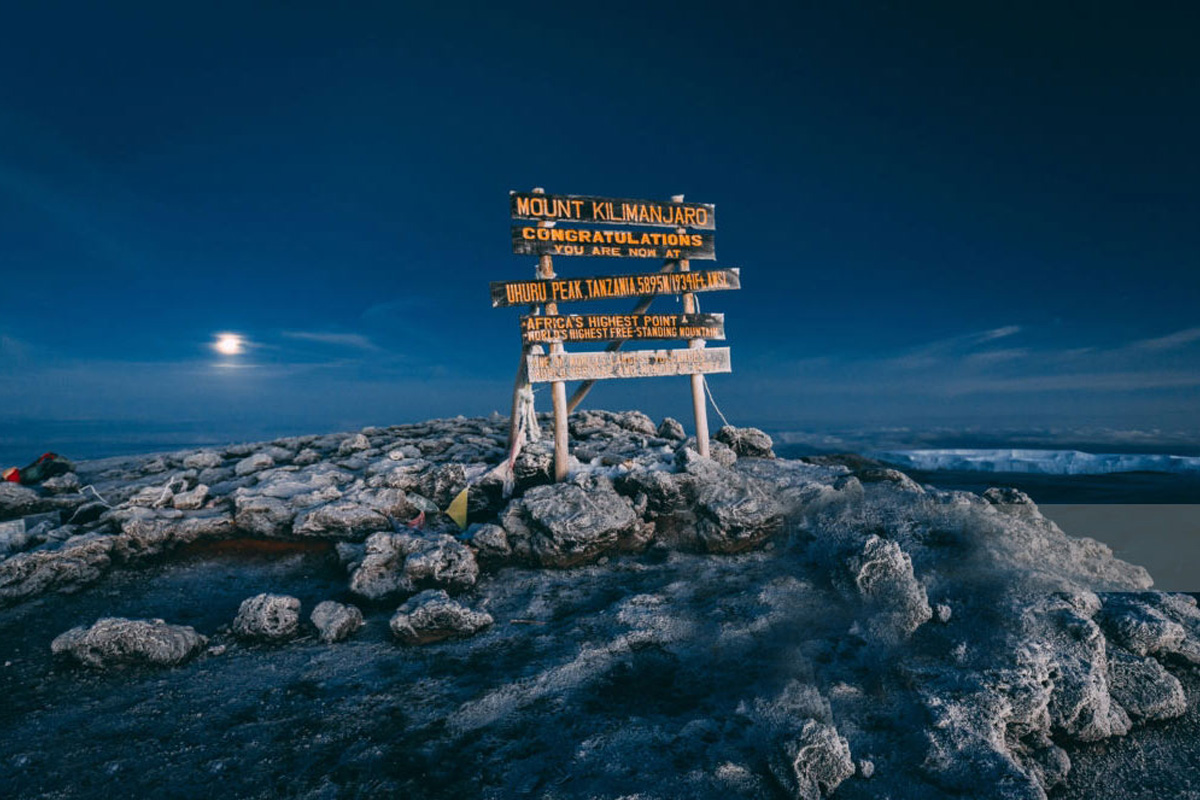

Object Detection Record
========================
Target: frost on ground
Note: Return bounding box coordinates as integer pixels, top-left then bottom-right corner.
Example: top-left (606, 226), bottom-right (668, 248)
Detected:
top-left (1, 411), bottom-right (1198, 799)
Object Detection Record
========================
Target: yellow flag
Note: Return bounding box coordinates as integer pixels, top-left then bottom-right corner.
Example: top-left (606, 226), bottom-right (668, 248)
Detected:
top-left (446, 487), bottom-right (469, 530)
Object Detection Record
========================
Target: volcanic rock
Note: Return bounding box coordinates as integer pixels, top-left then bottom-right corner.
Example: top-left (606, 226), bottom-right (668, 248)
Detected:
top-left (233, 593), bottom-right (301, 641)
top-left (389, 589), bottom-right (493, 645)
top-left (234, 452), bottom-right (275, 477)
top-left (51, 617), bottom-right (207, 668)
top-left (310, 600), bottom-right (364, 643)
top-left (349, 531), bottom-right (478, 600)
top-left (500, 478), bottom-right (638, 567)
top-left (715, 424), bottom-right (776, 459)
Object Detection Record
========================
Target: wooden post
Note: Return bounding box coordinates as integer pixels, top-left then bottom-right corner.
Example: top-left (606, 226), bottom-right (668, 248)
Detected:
top-left (524, 190), bottom-right (571, 482)
top-left (674, 194), bottom-right (710, 457)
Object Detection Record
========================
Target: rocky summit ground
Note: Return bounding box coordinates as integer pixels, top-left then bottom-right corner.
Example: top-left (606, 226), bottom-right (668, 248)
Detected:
top-left (2, 410), bottom-right (1199, 799)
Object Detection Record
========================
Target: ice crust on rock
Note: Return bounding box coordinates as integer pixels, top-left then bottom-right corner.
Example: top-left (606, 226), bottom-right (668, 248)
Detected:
top-left (51, 617), bottom-right (207, 668)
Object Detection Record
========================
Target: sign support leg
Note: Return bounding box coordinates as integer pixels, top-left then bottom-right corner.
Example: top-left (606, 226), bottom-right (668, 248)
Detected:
top-left (527, 189), bottom-right (570, 482)
top-left (551, 346), bottom-right (569, 481)
top-left (675, 194), bottom-right (710, 458)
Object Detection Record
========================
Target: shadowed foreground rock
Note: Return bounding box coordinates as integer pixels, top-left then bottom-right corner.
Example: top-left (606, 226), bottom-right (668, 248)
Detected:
top-left (51, 617), bottom-right (207, 668)
top-left (389, 589), bottom-right (493, 645)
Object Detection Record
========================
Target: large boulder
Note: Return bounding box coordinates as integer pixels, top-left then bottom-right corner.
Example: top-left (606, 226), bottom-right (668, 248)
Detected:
top-left (233, 593), bottom-right (301, 642)
top-left (389, 589), bottom-right (492, 645)
top-left (349, 531), bottom-right (478, 601)
top-left (51, 617), bottom-right (207, 669)
top-left (310, 600), bottom-right (364, 643)
top-left (500, 479), bottom-right (639, 567)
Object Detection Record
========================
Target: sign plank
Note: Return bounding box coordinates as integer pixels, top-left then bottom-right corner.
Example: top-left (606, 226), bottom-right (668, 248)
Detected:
top-left (527, 347), bottom-right (732, 383)
top-left (491, 268), bottom-right (740, 307)
top-left (521, 313), bottom-right (725, 345)
top-left (510, 192), bottom-right (715, 230)
top-left (512, 225), bottom-right (715, 260)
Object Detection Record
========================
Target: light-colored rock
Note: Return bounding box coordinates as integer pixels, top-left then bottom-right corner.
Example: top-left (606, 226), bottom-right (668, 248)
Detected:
top-left (771, 720), bottom-right (854, 800)
top-left (338, 433), bottom-right (371, 456)
top-left (500, 480), bottom-right (638, 567)
top-left (234, 452), bottom-right (275, 477)
top-left (183, 451), bottom-right (223, 470)
top-left (233, 494), bottom-right (295, 538)
top-left (310, 600), bottom-right (364, 643)
top-left (51, 617), bottom-right (207, 668)
top-left (172, 484), bottom-right (209, 510)
top-left (233, 593), bottom-right (301, 641)
top-left (350, 531), bottom-right (478, 600)
top-left (389, 589), bottom-right (492, 645)
top-left (715, 425), bottom-right (776, 459)
top-left (293, 501), bottom-right (390, 540)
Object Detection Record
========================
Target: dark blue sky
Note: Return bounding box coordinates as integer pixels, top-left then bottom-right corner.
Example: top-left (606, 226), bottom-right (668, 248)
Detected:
top-left (2, 1), bottom-right (1198, 453)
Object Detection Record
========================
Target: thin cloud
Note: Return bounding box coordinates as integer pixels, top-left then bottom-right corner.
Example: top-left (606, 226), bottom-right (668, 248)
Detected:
top-left (942, 370), bottom-right (1200, 395)
top-left (282, 331), bottom-right (380, 351)
top-left (965, 348), bottom-right (1029, 365)
top-left (1128, 327), bottom-right (1200, 352)
top-left (978, 325), bottom-right (1022, 342)
top-left (886, 325), bottom-right (1023, 369)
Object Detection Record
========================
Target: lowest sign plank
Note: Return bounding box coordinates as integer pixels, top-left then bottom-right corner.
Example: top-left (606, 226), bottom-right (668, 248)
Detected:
top-left (526, 347), bottom-right (731, 383)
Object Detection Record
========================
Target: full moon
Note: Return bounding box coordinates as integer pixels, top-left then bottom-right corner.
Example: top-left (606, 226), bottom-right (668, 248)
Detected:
top-left (214, 334), bottom-right (244, 356)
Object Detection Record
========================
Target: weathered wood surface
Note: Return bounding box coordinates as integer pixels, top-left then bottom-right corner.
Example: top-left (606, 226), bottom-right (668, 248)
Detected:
top-left (520, 313), bottom-right (725, 344)
top-left (510, 192), bottom-right (715, 230)
top-left (491, 268), bottom-right (740, 307)
top-left (526, 347), bottom-right (732, 383)
top-left (512, 226), bottom-right (715, 260)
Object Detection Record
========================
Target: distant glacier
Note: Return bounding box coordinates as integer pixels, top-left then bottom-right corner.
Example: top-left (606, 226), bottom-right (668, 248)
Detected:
top-left (874, 448), bottom-right (1200, 475)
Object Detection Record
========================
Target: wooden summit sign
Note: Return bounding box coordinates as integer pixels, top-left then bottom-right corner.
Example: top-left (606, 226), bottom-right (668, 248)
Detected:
top-left (491, 268), bottom-right (740, 307)
top-left (495, 188), bottom-right (741, 481)
top-left (511, 225), bottom-right (715, 260)
top-left (511, 192), bottom-right (716, 230)
top-left (527, 348), bottom-right (731, 383)
top-left (520, 313), bottom-right (725, 345)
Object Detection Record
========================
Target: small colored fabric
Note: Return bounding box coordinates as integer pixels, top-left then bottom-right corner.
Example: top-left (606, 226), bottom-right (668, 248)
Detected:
top-left (2, 467), bottom-right (19, 483)
top-left (15, 453), bottom-right (73, 485)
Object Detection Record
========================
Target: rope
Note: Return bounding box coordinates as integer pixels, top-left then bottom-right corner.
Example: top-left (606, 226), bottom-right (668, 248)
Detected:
top-left (703, 376), bottom-right (731, 428)
top-left (77, 485), bottom-right (112, 507)
top-left (66, 484), bottom-right (114, 523)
